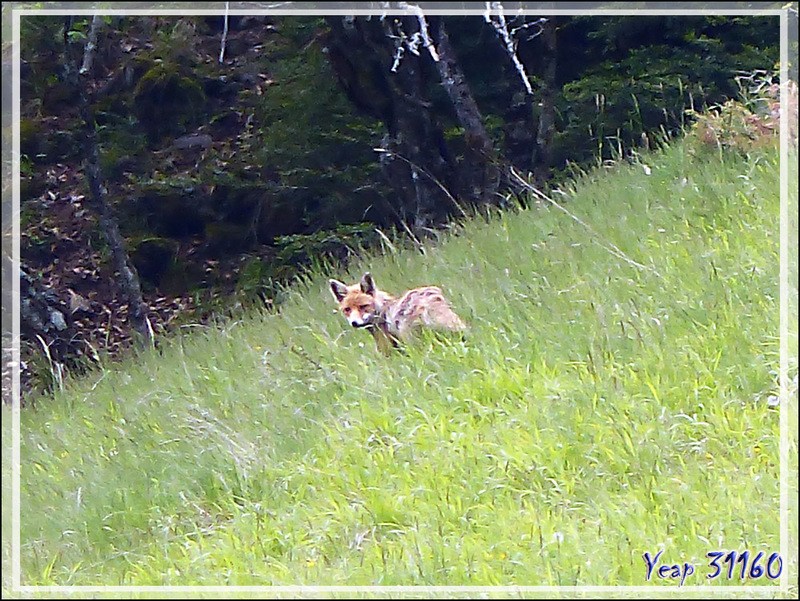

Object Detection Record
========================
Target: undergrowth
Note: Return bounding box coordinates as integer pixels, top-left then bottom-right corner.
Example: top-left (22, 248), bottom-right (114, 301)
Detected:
top-left (7, 127), bottom-right (795, 593)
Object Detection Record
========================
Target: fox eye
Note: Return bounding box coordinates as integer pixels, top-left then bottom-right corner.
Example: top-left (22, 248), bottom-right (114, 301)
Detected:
top-left (359, 305), bottom-right (370, 312)
top-left (343, 307), bottom-right (351, 315)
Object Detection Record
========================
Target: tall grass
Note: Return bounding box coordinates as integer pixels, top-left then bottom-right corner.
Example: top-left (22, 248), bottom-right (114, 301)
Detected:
top-left (11, 138), bottom-right (790, 589)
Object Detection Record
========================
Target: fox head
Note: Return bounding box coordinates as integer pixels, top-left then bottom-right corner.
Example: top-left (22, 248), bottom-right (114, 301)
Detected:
top-left (329, 272), bottom-right (382, 329)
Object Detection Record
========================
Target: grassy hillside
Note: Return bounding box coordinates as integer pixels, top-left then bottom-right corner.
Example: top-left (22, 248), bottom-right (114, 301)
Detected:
top-left (10, 137), bottom-right (791, 589)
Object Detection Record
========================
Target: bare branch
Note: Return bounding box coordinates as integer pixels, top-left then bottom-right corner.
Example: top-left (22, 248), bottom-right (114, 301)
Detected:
top-left (79, 15), bottom-right (102, 75)
top-left (397, 3), bottom-right (439, 62)
top-left (219, 2), bottom-right (230, 63)
top-left (484, 2), bottom-right (535, 95)
top-left (508, 15), bottom-right (548, 41)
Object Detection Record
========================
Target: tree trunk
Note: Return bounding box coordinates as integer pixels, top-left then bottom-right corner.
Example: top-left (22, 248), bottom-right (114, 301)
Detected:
top-left (325, 15), bottom-right (514, 232)
top-left (19, 265), bottom-right (76, 356)
top-left (325, 16), bottom-right (453, 231)
top-left (428, 17), bottom-right (501, 207)
top-left (534, 17), bottom-right (558, 185)
top-left (18, 264), bottom-right (84, 396)
top-left (64, 17), bottom-right (153, 347)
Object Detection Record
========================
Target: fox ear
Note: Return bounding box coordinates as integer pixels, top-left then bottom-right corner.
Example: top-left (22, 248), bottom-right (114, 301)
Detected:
top-left (330, 279), bottom-right (348, 302)
top-left (360, 272), bottom-right (376, 295)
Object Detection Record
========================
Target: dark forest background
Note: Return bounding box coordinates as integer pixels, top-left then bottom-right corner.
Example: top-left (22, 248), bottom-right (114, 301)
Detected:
top-left (12, 11), bottom-right (781, 396)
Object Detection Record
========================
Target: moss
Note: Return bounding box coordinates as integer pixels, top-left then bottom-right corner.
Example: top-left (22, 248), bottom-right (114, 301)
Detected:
top-left (98, 128), bottom-right (148, 178)
top-left (44, 130), bottom-right (83, 165)
top-left (20, 118), bottom-right (42, 158)
top-left (133, 63), bottom-right (207, 143)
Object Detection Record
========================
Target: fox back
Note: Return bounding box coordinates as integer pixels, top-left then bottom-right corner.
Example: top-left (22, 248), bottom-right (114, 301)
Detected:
top-left (329, 272), bottom-right (465, 352)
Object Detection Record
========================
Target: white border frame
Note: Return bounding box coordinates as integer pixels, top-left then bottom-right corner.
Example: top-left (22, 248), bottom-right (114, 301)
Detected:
top-left (4, 2), bottom-right (796, 598)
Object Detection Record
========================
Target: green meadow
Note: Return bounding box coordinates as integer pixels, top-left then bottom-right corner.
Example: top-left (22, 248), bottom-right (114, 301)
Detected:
top-left (8, 137), bottom-right (794, 591)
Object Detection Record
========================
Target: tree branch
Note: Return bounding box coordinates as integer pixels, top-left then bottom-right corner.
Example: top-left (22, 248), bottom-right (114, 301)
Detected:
top-left (64, 17), bottom-right (153, 348)
top-left (219, 2), bottom-right (230, 63)
top-left (484, 2), bottom-right (536, 95)
top-left (79, 15), bottom-right (102, 75)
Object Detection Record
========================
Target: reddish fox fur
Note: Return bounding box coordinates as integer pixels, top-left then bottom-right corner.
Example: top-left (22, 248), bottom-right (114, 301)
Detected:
top-left (329, 272), bottom-right (466, 353)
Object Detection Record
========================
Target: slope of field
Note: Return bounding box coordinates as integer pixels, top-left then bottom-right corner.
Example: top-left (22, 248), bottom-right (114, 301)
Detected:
top-left (10, 139), bottom-right (789, 590)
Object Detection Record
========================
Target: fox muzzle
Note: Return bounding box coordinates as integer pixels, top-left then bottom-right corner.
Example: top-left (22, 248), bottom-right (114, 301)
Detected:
top-left (349, 317), bottom-right (372, 328)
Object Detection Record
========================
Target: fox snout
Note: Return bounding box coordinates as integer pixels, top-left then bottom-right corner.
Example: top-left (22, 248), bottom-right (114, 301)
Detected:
top-left (347, 311), bottom-right (373, 328)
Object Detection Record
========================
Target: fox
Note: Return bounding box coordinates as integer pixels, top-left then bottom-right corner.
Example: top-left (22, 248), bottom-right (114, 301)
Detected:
top-left (329, 272), bottom-right (466, 353)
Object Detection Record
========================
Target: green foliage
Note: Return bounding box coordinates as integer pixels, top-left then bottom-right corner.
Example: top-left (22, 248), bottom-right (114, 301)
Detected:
top-left (16, 138), bottom-right (791, 586)
top-left (97, 123), bottom-right (148, 178)
top-left (65, 29), bottom-right (87, 42)
top-left (18, 13), bottom-right (781, 314)
top-left (17, 13), bottom-right (786, 408)
top-left (274, 223), bottom-right (380, 272)
top-left (152, 18), bottom-right (200, 64)
top-left (21, 116), bottom-right (83, 165)
top-left (20, 154), bottom-right (35, 179)
top-left (251, 25), bottom-right (389, 230)
top-left (558, 41), bottom-right (778, 166)
top-left (19, 338), bottom-right (67, 398)
top-left (19, 118), bottom-right (42, 158)
top-left (234, 255), bottom-right (276, 306)
top-left (133, 63), bottom-right (207, 144)
top-left (448, 15), bottom-right (779, 170)
top-left (684, 71), bottom-right (783, 157)
top-left (234, 224), bottom-right (383, 307)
